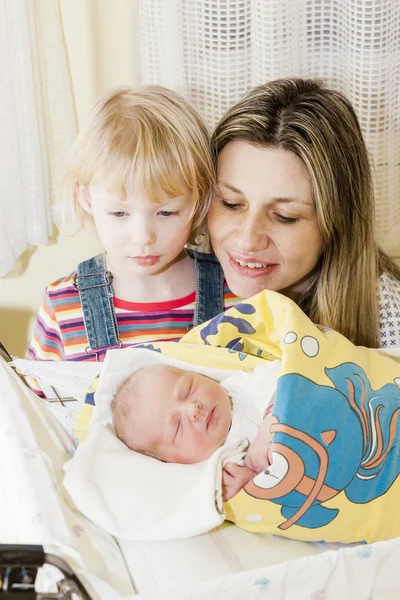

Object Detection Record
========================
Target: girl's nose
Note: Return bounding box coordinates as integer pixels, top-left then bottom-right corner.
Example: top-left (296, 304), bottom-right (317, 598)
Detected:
top-left (131, 217), bottom-right (157, 246)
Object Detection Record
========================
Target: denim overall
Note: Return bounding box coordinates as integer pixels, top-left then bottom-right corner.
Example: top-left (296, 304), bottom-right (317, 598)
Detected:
top-left (74, 251), bottom-right (224, 358)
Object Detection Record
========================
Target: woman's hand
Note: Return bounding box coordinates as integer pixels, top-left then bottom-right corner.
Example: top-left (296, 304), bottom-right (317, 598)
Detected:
top-left (222, 462), bottom-right (256, 501)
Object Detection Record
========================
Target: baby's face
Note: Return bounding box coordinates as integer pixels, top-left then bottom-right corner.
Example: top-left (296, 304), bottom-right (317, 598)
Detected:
top-left (131, 365), bottom-right (232, 463)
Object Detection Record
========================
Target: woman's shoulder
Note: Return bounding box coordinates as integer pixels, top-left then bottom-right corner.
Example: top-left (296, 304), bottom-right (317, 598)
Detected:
top-left (377, 271), bottom-right (400, 347)
top-left (378, 271), bottom-right (400, 305)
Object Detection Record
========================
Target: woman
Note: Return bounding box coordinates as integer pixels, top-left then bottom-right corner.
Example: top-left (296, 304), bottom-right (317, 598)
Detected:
top-left (208, 77), bottom-right (400, 348)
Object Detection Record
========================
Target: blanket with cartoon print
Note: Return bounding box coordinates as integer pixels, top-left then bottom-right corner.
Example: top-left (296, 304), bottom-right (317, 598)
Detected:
top-left (79, 290), bottom-right (400, 544)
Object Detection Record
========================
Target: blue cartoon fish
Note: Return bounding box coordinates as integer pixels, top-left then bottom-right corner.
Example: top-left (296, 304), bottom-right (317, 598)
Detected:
top-left (244, 363), bottom-right (400, 530)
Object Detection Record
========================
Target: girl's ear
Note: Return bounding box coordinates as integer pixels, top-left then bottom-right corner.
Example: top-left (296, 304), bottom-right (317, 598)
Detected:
top-left (76, 183), bottom-right (93, 215)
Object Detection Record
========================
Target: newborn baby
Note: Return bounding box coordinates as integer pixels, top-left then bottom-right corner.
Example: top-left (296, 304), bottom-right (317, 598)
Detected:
top-left (112, 364), bottom-right (276, 500)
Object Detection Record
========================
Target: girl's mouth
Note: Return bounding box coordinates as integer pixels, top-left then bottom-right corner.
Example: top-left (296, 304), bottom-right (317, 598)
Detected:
top-left (129, 256), bottom-right (160, 266)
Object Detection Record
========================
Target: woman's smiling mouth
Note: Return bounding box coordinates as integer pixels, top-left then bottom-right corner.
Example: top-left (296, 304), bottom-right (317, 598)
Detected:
top-left (229, 253), bottom-right (278, 277)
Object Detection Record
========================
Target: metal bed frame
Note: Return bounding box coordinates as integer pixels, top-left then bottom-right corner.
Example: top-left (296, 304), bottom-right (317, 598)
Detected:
top-left (0, 545), bottom-right (91, 599)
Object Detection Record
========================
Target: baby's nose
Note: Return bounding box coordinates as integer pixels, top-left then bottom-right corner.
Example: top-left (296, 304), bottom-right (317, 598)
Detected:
top-left (187, 401), bottom-right (202, 421)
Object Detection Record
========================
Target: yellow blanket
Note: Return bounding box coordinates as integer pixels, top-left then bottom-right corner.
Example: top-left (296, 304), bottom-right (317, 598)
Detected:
top-left (79, 291), bottom-right (400, 544)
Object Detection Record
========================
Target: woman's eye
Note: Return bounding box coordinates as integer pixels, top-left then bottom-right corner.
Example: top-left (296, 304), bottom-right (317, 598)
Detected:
top-left (275, 213), bottom-right (298, 224)
top-left (110, 211), bottom-right (127, 218)
top-left (222, 200), bottom-right (242, 210)
top-left (158, 210), bottom-right (179, 217)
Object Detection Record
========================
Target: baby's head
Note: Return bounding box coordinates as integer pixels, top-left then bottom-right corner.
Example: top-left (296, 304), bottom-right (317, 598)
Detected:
top-left (112, 365), bottom-right (232, 464)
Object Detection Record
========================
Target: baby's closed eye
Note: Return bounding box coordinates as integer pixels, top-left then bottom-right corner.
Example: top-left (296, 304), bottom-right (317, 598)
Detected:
top-left (173, 419), bottom-right (182, 443)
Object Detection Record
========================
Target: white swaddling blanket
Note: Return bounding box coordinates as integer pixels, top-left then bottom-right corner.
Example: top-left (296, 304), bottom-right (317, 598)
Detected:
top-left (63, 347), bottom-right (280, 541)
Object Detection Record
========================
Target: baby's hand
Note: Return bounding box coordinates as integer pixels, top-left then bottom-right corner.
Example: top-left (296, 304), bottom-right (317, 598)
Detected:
top-left (222, 462), bottom-right (255, 501)
top-left (244, 405), bottom-right (275, 474)
top-left (244, 435), bottom-right (272, 474)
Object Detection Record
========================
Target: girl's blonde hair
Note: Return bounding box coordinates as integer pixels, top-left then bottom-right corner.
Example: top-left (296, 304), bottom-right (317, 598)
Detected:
top-left (62, 85), bottom-right (214, 243)
top-left (212, 77), bottom-right (400, 347)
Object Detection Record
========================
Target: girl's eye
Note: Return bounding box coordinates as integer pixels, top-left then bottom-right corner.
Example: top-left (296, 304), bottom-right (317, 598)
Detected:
top-left (275, 213), bottom-right (298, 224)
top-left (222, 199), bottom-right (242, 210)
top-left (158, 210), bottom-right (179, 217)
top-left (110, 211), bottom-right (127, 218)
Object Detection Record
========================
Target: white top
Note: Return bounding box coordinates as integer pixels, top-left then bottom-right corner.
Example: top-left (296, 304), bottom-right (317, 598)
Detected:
top-left (378, 272), bottom-right (400, 348)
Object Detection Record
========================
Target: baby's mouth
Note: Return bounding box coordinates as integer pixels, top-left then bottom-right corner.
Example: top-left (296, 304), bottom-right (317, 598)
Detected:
top-left (206, 408), bottom-right (215, 429)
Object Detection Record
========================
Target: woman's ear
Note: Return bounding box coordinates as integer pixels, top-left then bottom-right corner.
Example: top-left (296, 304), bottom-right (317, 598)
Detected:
top-left (76, 183), bottom-right (93, 215)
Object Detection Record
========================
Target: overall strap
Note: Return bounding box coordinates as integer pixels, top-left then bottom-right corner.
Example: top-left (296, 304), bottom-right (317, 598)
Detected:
top-left (188, 250), bottom-right (225, 326)
top-left (74, 254), bottom-right (120, 354)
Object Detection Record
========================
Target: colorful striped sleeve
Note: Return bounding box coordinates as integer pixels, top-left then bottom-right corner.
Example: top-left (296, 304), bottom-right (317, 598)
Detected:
top-left (27, 289), bottom-right (65, 361)
top-left (25, 289), bottom-right (67, 397)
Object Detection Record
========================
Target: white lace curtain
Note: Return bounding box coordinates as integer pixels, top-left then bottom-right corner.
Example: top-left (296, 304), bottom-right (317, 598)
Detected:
top-left (0, 0), bottom-right (76, 277)
top-left (140, 0), bottom-right (400, 255)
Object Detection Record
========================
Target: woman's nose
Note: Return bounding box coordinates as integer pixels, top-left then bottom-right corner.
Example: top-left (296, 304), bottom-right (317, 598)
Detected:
top-left (238, 214), bottom-right (269, 253)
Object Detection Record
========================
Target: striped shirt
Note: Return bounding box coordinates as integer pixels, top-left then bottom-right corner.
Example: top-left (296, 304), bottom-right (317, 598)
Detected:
top-left (27, 270), bottom-right (400, 362)
top-left (26, 271), bottom-right (240, 389)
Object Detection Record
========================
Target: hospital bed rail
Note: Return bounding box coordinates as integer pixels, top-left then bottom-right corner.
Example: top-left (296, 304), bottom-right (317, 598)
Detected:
top-left (0, 343), bottom-right (93, 598)
top-left (0, 340), bottom-right (78, 408)
top-left (0, 544), bottom-right (92, 599)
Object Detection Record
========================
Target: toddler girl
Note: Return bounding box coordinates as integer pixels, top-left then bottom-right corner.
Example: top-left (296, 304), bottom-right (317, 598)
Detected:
top-left (27, 86), bottom-right (239, 395)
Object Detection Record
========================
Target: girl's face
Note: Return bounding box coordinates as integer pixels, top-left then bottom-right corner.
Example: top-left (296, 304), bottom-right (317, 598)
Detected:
top-left (208, 141), bottom-right (324, 300)
top-left (77, 177), bottom-right (195, 276)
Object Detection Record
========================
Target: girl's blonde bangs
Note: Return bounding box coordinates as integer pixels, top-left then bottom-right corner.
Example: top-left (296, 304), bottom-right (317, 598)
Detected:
top-left (81, 144), bottom-right (196, 206)
top-left (63, 85), bottom-right (213, 241)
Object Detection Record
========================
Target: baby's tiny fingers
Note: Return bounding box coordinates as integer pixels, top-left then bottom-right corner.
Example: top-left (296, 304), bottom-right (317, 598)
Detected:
top-left (224, 462), bottom-right (241, 477)
top-left (222, 472), bottom-right (233, 486)
top-left (222, 485), bottom-right (228, 502)
top-left (243, 454), bottom-right (254, 470)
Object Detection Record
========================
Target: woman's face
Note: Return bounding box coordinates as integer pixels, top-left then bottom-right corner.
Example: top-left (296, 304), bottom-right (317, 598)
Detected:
top-left (208, 141), bottom-right (324, 300)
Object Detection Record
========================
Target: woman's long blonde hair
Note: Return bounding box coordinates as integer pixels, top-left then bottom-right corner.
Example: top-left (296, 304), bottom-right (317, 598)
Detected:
top-left (212, 78), bottom-right (400, 347)
top-left (62, 85), bottom-right (214, 244)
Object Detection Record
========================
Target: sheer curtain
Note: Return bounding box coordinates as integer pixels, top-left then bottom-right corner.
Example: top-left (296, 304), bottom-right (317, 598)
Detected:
top-left (140, 0), bottom-right (400, 255)
top-left (0, 0), bottom-right (76, 277)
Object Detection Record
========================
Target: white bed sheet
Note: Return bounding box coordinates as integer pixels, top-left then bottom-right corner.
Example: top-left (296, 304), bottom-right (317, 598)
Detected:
top-left (139, 536), bottom-right (400, 600)
top-left (121, 522), bottom-right (329, 596)
top-left (0, 359), bottom-right (135, 599)
top-left (6, 357), bottom-right (400, 600)
top-left (125, 524), bottom-right (400, 599)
